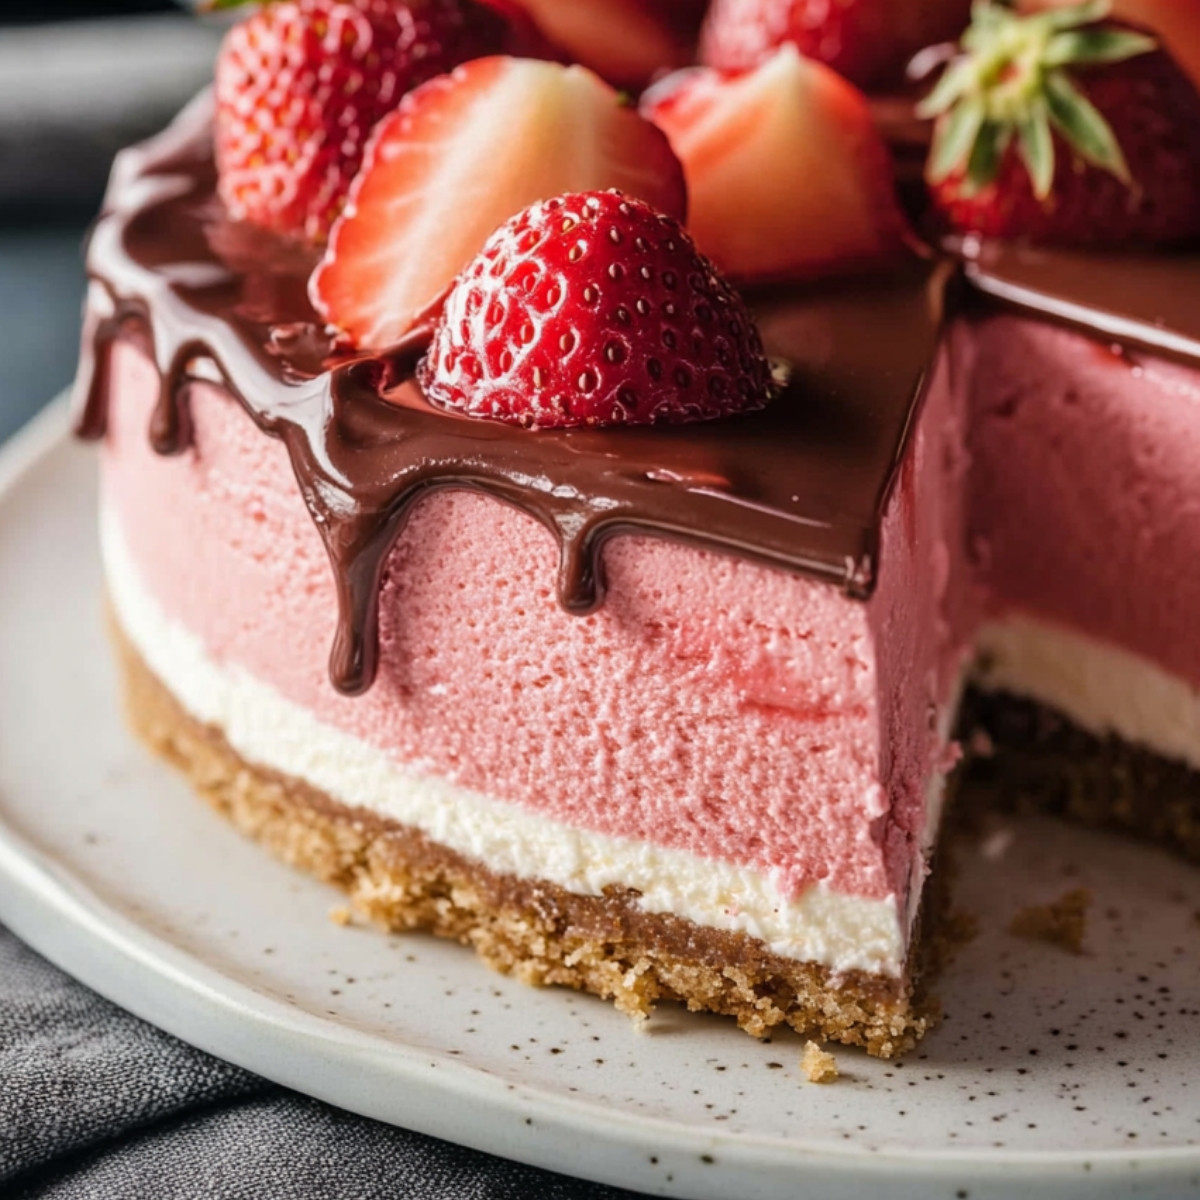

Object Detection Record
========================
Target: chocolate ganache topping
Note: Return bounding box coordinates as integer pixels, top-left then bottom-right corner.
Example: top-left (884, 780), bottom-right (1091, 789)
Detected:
top-left (74, 95), bottom-right (1200, 696)
top-left (960, 239), bottom-right (1200, 365)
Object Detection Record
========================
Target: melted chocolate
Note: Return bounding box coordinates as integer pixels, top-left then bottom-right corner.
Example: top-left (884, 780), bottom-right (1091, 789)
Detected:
top-left (960, 239), bottom-right (1200, 364)
top-left (75, 96), bottom-right (950, 695)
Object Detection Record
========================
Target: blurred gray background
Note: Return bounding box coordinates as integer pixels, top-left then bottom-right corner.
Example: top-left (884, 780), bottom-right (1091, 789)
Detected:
top-left (0, 3), bottom-right (222, 442)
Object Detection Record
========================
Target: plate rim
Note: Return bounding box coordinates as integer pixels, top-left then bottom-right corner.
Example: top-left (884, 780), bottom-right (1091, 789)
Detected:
top-left (2, 401), bottom-right (1199, 1200)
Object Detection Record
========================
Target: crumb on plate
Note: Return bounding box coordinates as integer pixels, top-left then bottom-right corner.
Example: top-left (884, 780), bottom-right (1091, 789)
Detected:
top-left (801, 1040), bottom-right (839, 1084)
top-left (1009, 887), bottom-right (1091, 954)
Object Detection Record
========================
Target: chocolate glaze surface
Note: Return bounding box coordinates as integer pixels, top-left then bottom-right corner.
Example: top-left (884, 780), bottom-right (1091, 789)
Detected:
top-left (75, 96), bottom-right (949, 694)
top-left (961, 239), bottom-right (1200, 364)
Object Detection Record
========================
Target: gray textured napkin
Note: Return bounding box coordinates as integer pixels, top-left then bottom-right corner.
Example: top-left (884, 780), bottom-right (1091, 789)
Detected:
top-left (0, 926), bottom-right (645, 1199)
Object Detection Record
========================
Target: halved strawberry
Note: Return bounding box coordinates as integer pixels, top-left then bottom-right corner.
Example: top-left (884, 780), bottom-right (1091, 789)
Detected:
top-left (311, 56), bottom-right (687, 349)
top-left (643, 47), bottom-right (911, 282)
top-left (487, 0), bottom-right (696, 89)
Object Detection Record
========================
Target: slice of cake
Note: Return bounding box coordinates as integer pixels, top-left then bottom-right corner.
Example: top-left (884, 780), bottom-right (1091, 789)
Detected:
top-left (956, 247), bottom-right (1200, 856)
top-left (83, 89), bottom-right (960, 1053)
top-left (75, 0), bottom-right (1200, 1058)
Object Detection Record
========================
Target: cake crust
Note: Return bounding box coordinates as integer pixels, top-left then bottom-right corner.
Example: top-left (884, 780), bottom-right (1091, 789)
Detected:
top-left (960, 690), bottom-right (1200, 861)
top-left (112, 611), bottom-right (935, 1058)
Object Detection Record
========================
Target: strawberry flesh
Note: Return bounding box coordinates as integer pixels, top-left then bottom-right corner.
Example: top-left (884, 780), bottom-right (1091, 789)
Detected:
top-left (417, 190), bottom-right (776, 429)
top-left (312, 57), bottom-right (687, 350)
top-left (644, 48), bottom-right (911, 283)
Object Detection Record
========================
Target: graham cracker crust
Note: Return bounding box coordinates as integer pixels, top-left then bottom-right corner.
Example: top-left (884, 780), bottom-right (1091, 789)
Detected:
top-left (959, 690), bottom-right (1200, 862)
top-left (112, 616), bottom-right (937, 1058)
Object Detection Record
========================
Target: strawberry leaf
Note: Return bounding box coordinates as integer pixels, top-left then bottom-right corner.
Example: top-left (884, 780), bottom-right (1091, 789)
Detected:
top-left (1045, 28), bottom-right (1157, 68)
top-left (1044, 68), bottom-right (1131, 182)
top-left (966, 0), bottom-right (1008, 38)
top-left (929, 96), bottom-right (985, 183)
top-left (916, 59), bottom-right (977, 119)
top-left (1017, 104), bottom-right (1054, 199)
top-left (964, 120), bottom-right (1010, 195)
top-left (1039, 0), bottom-right (1112, 31)
top-left (920, 0), bottom-right (1151, 199)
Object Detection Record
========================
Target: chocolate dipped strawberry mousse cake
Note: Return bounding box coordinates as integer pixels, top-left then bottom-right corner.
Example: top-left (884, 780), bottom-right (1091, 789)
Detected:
top-left (74, 0), bottom-right (1200, 1057)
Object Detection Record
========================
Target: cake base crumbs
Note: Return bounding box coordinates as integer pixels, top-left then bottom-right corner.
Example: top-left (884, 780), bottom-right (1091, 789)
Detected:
top-left (1009, 887), bottom-right (1091, 954)
top-left (801, 1041), bottom-right (838, 1084)
top-left (329, 905), bottom-right (353, 927)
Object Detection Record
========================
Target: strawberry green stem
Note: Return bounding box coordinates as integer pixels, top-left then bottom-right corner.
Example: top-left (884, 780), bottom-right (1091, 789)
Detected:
top-left (920, 0), bottom-right (1155, 199)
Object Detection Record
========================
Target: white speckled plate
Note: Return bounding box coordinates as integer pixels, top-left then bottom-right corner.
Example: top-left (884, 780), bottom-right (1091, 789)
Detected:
top-left (2, 402), bottom-right (1200, 1200)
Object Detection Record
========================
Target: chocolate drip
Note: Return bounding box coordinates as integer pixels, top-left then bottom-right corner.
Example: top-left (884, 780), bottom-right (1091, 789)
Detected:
top-left (74, 307), bottom-right (115, 444)
top-left (75, 98), bottom-right (951, 696)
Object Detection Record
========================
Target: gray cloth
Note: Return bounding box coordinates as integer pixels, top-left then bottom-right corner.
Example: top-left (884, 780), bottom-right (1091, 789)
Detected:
top-left (0, 927), bottom-right (644, 1199)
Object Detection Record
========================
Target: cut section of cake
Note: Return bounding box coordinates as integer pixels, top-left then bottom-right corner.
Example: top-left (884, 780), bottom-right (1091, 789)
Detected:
top-left (954, 246), bottom-right (1200, 858)
top-left (919, 0), bottom-right (1200, 857)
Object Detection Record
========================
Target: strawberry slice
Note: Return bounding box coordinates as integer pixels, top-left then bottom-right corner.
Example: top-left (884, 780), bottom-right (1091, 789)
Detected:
top-left (311, 56), bottom-right (687, 349)
top-left (213, 0), bottom-right (508, 243)
top-left (643, 48), bottom-right (911, 283)
top-left (417, 190), bottom-right (776, 429)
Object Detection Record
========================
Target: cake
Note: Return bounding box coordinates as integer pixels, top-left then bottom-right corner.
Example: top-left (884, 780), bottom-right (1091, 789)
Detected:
top-left (74, 0), bottom-right (1200, 1058)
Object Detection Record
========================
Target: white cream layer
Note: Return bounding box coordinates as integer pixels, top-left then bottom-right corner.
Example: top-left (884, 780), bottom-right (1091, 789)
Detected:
top-left (975, 615), bottom-right (1200, 771)
top-left (103, 508), bottom-right (907, 977)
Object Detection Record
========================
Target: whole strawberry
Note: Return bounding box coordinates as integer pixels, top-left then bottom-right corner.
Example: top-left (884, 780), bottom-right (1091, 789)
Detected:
top-left (699, 0), bottom-right (971, 91)
top-left (417, 191), bottom-right (776, 429)
top-left (922, 1), bottom-right (1200, 247)
top-left (214, 0), bottom-right (507, 242)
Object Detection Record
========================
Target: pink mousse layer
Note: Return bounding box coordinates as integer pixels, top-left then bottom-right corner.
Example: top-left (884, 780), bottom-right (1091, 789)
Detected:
top-left (103, 341), bottom-right (969, 905)
top-left (962, 314), bottom-right (1200, 692)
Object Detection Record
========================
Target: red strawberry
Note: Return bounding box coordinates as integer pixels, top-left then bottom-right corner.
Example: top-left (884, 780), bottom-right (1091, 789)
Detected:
top-left (699, 0), bottom-right (972, 91)
top-left (312, 57), bottom-right (687, 350)
top-left (486, 0), bottom-right (695, 89)
top-left (922, 3), bottom-right (1200, 247)
top-left (417, 190), bottom-right (776, 429)
top-left (643, 48), bottom-right (911, 282)
top-left (214, 0), bottom-right (508, 242)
